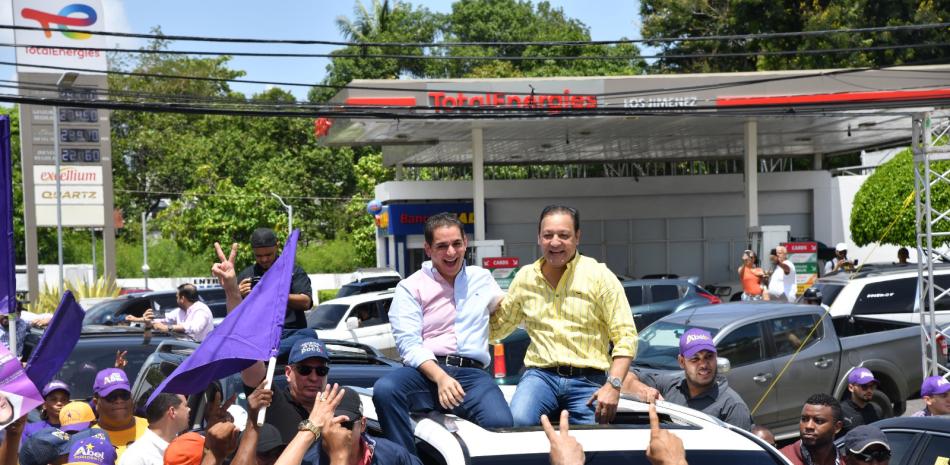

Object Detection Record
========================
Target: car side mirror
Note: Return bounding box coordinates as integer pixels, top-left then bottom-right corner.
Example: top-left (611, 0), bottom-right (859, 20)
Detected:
top-left (717, 357), bottom-right (731, 374)
top-left (345, 317), bottom-right (359, 330)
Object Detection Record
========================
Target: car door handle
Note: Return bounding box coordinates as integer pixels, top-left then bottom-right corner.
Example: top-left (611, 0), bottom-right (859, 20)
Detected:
top-left (753, 373), bottom-right (773, 383)
top-left (814, 358), bottom-right (833, 369)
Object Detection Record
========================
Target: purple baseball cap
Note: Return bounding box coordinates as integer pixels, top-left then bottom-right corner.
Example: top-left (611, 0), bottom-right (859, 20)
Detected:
top-left (679, 328), bottom-right (717, 358)
top-left (847, 367), bottom-right (878, 385)
top-left (42, 380), bottom-right (71, 398)
top-left (921, 375), bottom-right (950, 397)
top-left (93, 369), bottom-right (130, 398)
top-left (65, 429), bottom-right (117, 465)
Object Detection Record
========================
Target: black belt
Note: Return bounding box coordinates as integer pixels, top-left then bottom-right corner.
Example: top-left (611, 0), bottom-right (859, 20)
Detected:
top-left (540, 365), bottom-right (604, 377)
top-left (435, 355), bottom-right (484, 369)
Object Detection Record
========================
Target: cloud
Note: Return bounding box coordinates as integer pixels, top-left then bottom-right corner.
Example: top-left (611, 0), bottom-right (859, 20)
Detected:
top-left (101, 0), bottom-right (143, 50)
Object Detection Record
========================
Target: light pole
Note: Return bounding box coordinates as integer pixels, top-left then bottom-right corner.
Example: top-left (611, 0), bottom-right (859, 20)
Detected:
top-left (141, 211), bottom-right (149, 289)
top-left (271, 192), bottom-right (293, 236)
top-left (53, 72), bottom-right (78, 293)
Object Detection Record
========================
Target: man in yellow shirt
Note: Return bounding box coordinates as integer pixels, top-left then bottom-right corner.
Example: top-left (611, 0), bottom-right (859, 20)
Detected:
top-left (491, 205), bottom-right (637, 426)
top-left (92, 368), bottom-right (149, 459)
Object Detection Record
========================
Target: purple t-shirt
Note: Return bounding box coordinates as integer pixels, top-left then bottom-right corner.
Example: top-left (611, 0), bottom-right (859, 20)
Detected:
top-left (22, 417), bottom-right (56, 441)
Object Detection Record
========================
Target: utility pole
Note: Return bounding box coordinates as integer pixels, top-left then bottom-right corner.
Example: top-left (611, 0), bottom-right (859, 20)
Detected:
top-left (271, 192), bottom-right (293, 236)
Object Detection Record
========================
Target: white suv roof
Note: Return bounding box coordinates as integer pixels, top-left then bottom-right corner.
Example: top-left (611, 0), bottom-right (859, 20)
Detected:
top-left (353, 386), bottom-right (789, 465)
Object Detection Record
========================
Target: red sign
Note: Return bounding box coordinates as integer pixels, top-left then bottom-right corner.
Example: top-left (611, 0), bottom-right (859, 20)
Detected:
top-left (785, 242), bottom-right (817, 253)
top-left (483, 257), bottom-right (519, 269)
top-left (428, 90), bottom-right (597, 112)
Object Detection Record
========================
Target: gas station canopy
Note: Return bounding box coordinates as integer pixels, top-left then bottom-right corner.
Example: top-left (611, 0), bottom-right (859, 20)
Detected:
top-left (324, 65), bottom-right (950, 166)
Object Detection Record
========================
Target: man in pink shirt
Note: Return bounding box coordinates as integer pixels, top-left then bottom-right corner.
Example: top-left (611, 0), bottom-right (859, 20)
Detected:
top-left (373, 213), bottom-right (513, 453)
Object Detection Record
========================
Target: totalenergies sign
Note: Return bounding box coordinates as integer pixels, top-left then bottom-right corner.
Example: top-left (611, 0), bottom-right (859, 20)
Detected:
top-left (428, 90), bottom-right (598, 112)
top-left (13, 0), bottom-right (107, 72)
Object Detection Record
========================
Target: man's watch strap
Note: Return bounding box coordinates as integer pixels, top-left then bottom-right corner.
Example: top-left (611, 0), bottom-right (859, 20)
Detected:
top-left (607, 375), bottom-right (623, 390)
top-left (298, 419), bottom-right (321, 439)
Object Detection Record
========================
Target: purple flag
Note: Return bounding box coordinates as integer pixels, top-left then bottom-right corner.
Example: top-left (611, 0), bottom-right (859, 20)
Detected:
top-left (25, 291), bottom-right (84, 388)
top-left (0, 115), bottom-right (14, 315)
top-left (0, 342), bottom-right (42, 430)
top-left (147, 230), bottom-right (298, 405)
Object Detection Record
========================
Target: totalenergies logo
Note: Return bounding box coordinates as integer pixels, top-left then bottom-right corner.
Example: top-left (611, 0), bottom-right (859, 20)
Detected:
top-left (21, 4), bottom-right (98, 40)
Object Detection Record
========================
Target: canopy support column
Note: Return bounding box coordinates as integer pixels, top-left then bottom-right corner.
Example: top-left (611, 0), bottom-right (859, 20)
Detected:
top-left (744, 119), bottom-right (759, 229)
top-left (472, 127), bottom-right (486, 241)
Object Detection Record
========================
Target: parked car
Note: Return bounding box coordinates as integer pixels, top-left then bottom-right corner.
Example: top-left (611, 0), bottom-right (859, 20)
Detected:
top-left (129, 338), bottom-right (402, 428)
top-left (632, 302), bottom-right (923, 440)
top-left (82, 287), bottom-right (229, 326)
top-left (622, 277), bottom-right (721, 330)
top-left (306, 290), bottom-right (398, 359)
top-left (354, 386), bottom-right (789, 465)
top-left (872, 416), bottom-right (950, 465)
top-left (20, 325), bottom-right (186, 400)
top-left (336, 268), bottom-right (402, 298)
top-left (805, 263), bottom-right (950, 325)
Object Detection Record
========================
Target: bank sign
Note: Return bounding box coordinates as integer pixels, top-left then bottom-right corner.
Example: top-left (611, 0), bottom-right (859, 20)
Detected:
top-left (386, 203), bottom-right (475, 236)
top-left (13, 0), bottom-right (107, 73)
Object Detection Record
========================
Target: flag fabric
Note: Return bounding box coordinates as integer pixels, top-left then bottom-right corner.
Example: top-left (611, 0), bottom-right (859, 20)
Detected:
top-left (147, 230), bottom-right (298, 405)
top-left (0, 342), bottom-right (42, 430)
top-left (25, 291), bottom-right (84, 388)
top-left (0, 116), bottom-right (14, 315)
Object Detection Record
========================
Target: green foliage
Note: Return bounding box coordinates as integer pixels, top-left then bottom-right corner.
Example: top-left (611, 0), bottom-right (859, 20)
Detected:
top-left (28, 276), bottom-right (120, 313)
top-left (340, 153), bottom-right (393, 266)
top-left (318, 289), bottom-right (340, 303)
top-left (297, 239), bottom-right (363, 273)
top-left (640, 0), bottom-right (950, 73)
top-left (850, 148), bottom-right (950, 247)
top-left (115, 237), bottom-right (211, 278)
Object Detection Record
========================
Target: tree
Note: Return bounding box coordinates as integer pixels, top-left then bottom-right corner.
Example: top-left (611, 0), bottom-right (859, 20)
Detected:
top-left (851, 148), bottom-right (950, 247)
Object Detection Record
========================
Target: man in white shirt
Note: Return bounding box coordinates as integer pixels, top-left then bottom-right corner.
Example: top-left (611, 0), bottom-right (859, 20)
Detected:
top-left (153, 284), bottom-right (214, 342)
top-left (768, 246), bottom-right (797, 302)
top-left (117, 393), bottom-right (190, 465)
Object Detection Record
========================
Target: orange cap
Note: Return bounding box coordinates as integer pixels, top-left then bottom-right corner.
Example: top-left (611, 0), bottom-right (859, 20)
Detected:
top-left (163, 432), bottom-right (205, 465)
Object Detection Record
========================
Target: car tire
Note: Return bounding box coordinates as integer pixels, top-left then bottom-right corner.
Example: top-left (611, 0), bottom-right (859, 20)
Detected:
top-left (868, 389), bottom-right (894, 419)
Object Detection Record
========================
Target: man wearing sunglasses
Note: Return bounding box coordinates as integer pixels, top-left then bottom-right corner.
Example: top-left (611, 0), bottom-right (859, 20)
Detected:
top-left (243, 337), bottom-right (331, 444)
top-left (840, 368), bottom-right (882, 435)
top-left (92, 368), bottom-right (148, 460)
top-left (842, 425), bottom-right (891, 465)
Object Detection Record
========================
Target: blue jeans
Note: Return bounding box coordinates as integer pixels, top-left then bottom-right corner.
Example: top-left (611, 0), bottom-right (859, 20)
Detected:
top-left (373, 365), bottom-right (513, 454)
top-left (509, 368), bottom-right (606, 426)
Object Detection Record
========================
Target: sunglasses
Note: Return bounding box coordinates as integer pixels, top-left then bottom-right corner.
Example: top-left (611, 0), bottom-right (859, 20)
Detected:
top-left (341, 420), bottom-right (356, 430)
top-left (294, 365), bottom-right (329, 377)
top-left (849, 450), bottom-right (890, 463)
top-left (103, 390), bottom-right (131, 402)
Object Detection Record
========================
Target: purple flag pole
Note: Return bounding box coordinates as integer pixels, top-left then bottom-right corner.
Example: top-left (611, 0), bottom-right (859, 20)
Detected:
top-left (25, 290), bottom-right (84, 388)
top-left (146, 230), bottom-right (298, 405)
top-left (0, 115), bottom-right (14, 316)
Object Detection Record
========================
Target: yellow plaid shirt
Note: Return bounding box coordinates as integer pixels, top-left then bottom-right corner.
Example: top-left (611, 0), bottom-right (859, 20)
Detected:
top-left (490, 253), bottom-right (637, 371)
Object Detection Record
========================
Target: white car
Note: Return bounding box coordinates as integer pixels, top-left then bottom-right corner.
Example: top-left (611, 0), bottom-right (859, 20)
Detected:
top-left (808, 263), bottom-right (950, 325)
top-left (351, 385), bottom-right (791, 465)
top-left (305, 290), bottom-right (398, 359)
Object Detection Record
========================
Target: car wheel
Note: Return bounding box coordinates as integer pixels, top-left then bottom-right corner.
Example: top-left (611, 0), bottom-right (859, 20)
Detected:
top-left (868, 389), bottom-right (894, 419)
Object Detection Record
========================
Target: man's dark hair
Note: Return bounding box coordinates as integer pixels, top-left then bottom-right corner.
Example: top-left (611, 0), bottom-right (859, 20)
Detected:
top-left (424, 213), bottom-right (465, 245)
top-left (805, 393), bottom-right (843, 422)
top-left (145, 393), bottom-right (184, 424)
top-left (177, 283), bottom-right (200, 303)
top-left (538, 205), bottom-right (580, 233)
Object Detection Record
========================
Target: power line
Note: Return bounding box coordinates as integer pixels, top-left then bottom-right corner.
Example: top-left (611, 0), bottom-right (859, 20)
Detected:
top-left (7, 41), bottom-right (949, 61)
top-left (115, 189), bottom-right (368, 201)
top-left (1, 22), bottom-right (947, 47)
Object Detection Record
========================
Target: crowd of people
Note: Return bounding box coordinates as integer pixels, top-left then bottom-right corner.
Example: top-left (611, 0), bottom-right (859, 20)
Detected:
top-left (0, 208), bottom-right (944, 465)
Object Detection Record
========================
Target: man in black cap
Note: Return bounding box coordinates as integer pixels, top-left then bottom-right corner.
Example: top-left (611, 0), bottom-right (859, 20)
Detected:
top-left (301, 389), bottom-right (420, 465)
top-left (237, 227), bottom-right (313, 330)
top-left (842, 425), bottom-right (891, 465)
top-left (255, 424), bottom-right (286, 465)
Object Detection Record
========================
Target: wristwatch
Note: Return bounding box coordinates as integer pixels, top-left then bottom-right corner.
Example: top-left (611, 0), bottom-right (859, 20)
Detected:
top-left (298, 419), bottom-right (321, 439)
top-left (607, 375), bottom-right (623, 390)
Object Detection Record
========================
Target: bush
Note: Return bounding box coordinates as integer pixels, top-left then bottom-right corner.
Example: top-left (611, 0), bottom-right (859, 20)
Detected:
top-left (115, 238), bottom-right (211, 278)
top-left (297, 239), bottom-right (363, 273)
top-left (318, 289), bottom-right (339, 303)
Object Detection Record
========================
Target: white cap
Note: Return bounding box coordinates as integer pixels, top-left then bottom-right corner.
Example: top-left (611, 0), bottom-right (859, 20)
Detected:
top-left (836, 242), bottom-right (848, 252)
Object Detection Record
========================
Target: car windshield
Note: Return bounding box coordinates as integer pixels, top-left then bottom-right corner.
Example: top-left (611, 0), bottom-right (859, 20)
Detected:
top-left (307, 304), bottom-right (350, 329)
top-left (634, 321), bottom-right (718, 370)
top-left (83, 299), bottom-right (126, 325)
top-left (54, 339), bottom-right (162, 399)
top-left (469, 450), bottom-right (782, 465)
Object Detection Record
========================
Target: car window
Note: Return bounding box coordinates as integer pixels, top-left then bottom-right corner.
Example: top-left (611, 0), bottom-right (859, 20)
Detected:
top-left (625, 286), bottom-right (644, 306)
top-left (768, 314), bottom-right (821, 357)
top-left (717, 323), bottom-right (764, 367)
top-left (352, 301), bottom-right (387, 328)
top-left (853, 278), bottom-right (916, 315)
top-left (931, 275), bottom-right (950, 311)
top-left (152, 295), bottom-right (178, 312)
top-left (55, 340), bottom-right (160, 399)
top-left (807, 283), bottom-right (844, 306)
top-left (880, 431), bottom-right (918, 465)
top-left (306, 304), bottom-right (350, 330)
top-left (651, 285), bottom-right (679, 303)
top-left (83, 299), bottom-right (127, 325)
top-left (918, 434), bottom-right (950, 465)
top-left (468, 450), bottom-right (784, 465)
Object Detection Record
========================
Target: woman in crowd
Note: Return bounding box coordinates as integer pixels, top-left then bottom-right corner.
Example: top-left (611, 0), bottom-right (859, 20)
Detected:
top-left (738, 250), bottom-right (769, 301)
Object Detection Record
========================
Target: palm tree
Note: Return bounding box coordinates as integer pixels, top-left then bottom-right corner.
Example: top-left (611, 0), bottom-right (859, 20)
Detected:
top-left (336, 0), bottom-right (396, 43)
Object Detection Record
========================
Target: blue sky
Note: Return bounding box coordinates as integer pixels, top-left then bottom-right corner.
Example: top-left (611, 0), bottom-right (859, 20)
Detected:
top-left (1, 0), bottom-right (643, 100)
